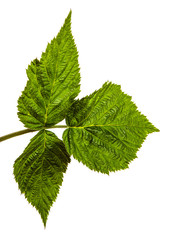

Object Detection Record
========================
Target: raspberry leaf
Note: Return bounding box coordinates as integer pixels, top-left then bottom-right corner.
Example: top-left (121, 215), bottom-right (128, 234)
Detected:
top-left (13, 130), bottom-right (70, 227)
top-left (18, 10), bottom-right (80, 130)
top-left (63, 82), bottom-right (159, 174)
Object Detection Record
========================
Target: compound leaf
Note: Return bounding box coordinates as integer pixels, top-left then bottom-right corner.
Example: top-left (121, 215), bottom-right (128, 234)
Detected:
top-left (63, 82), bottom-right (159, 174)
top-left (13, 130), bottom-right (70, 227)
top-left (18, 10), bottom-right (80, 130)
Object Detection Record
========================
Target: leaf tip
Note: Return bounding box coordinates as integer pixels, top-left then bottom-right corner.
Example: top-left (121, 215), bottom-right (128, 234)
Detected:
top-left (66, 9), bottom-right (72, 22)
top-left (38, 208), bottom-right (49, 228)
top-left (155, 126), bottom-right (160, 132)
top-left (42, 218), bottom-right (47, 229)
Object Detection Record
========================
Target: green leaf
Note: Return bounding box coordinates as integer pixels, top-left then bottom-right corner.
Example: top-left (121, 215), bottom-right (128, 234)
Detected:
top-left (13, 130), bottom-right (70, 227)
top-left (18, 10), bottom-right (80, 130)
top-left (63, 82), bottom-right (159, 174)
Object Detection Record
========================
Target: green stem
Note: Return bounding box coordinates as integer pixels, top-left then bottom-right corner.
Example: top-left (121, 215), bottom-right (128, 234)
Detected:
top-left (0, 125), bottom-right (68, 143)
top-left (0, 129), bottom-right (36, 142)
top-left (50, 125), bottom-right (68, 129)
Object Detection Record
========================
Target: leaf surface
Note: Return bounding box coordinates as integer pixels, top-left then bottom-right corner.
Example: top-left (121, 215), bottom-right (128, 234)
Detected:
top-left (13, 130), bottom-right (70, 227)
top-left (63, 82), bottom-right (159, 174)
top-left (18, 10), bottom-right (80, 129)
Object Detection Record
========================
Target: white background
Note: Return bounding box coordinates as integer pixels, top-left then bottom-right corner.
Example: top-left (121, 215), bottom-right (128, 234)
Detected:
top-left (0, 0), bottom-right (170, 239)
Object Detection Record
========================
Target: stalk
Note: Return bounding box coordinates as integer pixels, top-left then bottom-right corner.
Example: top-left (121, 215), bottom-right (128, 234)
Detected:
top-left (0, 125), bottom-right (68, 142)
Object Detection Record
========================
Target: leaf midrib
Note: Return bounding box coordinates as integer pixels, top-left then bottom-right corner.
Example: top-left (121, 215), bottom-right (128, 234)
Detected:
top-left (43, 28), bottom-right (71, 125)
top-left (69, 124), bottom-right (151, 129)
